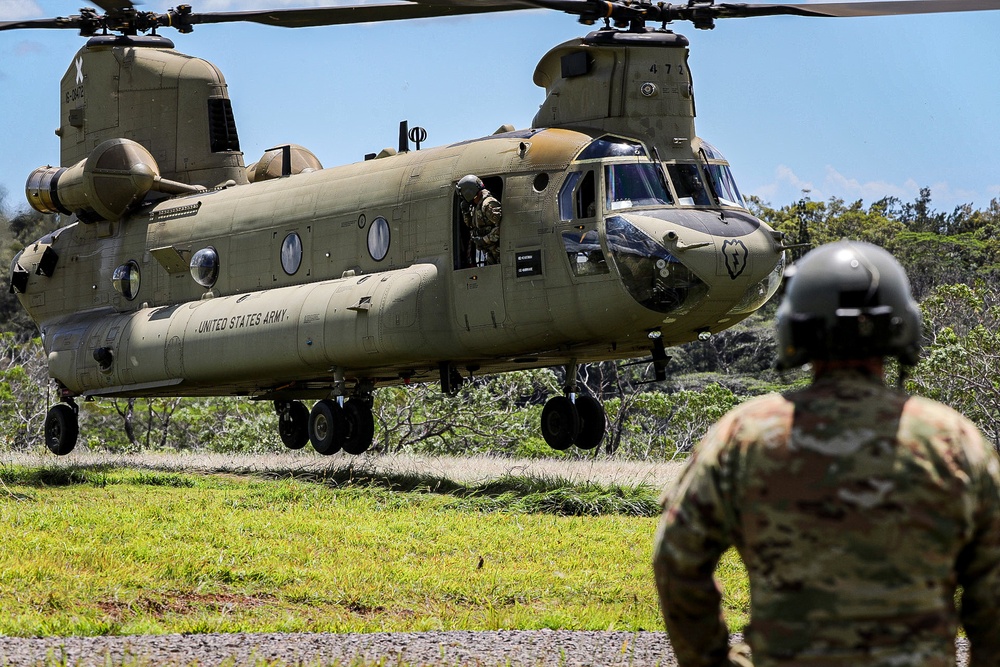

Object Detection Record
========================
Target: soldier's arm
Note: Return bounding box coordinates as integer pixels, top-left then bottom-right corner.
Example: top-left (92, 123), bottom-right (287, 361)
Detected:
top-left (958, 443), bottom-right (1000, 667)
top-left (652, 425), bottom-right (736, 667)
top-left (482, 197), bottom-right (502, 225)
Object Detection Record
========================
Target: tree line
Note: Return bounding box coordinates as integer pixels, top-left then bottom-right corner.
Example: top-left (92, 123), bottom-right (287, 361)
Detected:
top-left (2, 186), bottom-right (998, 457)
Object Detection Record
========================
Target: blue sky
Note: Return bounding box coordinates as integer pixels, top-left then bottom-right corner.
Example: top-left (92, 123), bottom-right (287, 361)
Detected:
top-left (2, 0), bottom-right (999, 215)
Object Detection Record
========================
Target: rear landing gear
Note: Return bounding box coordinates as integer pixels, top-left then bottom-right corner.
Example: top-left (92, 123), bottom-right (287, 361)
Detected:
top-left (44, 400), bottom-right (79, 456)
top-left (301, 397), bottom-right (376, 456)
top-left (275, 400), bottom-right (309, 450)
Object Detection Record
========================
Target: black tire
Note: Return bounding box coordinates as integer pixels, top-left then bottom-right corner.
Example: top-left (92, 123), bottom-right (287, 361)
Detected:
top-left (44, 403), bottom-right (78, 456)
top-left (309, 399), bottom-right (344, 455)
top-left (342, 399), bottom-right (375, 455)
top-left (574, 395), bottom-right (606, 450)
top-left (540, 396), bottom-right (580, 451)
top-left (277, 400), bottom-right (309, 450)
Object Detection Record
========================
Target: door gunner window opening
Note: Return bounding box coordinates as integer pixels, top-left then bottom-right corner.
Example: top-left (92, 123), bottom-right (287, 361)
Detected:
top-left (454, 176), bottom-right (504, 270)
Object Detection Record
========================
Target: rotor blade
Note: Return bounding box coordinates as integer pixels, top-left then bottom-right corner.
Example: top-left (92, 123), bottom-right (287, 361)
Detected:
top-left (0, 16), bottom-right (80, 31)
top-left (712, 0), bottom-right (1000, 19)
top-left (179, 2), bottom-right (532, 29)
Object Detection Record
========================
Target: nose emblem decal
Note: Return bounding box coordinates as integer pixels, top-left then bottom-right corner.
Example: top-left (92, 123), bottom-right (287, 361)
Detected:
top-left (722, 239), bottom-right (748, 279)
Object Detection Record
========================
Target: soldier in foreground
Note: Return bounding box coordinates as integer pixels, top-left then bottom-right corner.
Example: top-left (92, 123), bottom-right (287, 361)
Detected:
top-left (653, 240), bottom-right (1000, 667)
top-left (456, 174), bottom-right (503, 265)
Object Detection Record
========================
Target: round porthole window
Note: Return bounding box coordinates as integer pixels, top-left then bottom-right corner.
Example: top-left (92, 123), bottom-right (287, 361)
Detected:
top-left (280, 232), bottom-right (303, 275)
top-left (367, 216), bottom-right (390, 262)
top-left (112, 260), bottom-right (141, 300)
top-left (533, 173), bottom-right (549, 192)
top-left (190, 247), bottom-right (220, 288)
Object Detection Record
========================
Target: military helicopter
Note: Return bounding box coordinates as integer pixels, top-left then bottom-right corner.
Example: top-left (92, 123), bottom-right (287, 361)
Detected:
top-left (4, 0), bottom-right (998, 458)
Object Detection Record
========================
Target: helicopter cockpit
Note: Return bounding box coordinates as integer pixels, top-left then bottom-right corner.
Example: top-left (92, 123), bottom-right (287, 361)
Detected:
top-left (559, 135), bottom-right (776, 318)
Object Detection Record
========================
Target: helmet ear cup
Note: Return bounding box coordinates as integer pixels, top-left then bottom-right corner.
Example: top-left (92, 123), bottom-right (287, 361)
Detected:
top-left (776, 241), bottom-right (922, 370)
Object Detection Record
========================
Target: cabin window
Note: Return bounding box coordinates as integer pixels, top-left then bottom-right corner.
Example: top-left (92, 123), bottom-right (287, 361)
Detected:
top-left (367, 217), bottom-right (390, 262)
top-left (605, 163), bottom-right (673, 210)
top-left (281, 232), bottom-right (303, 275)
top-left (562, 227), bottom-right (609, 277)
top-left (112, 260), bottom-right (141, 300)
top-left (666, 163), bottom-right (712, 206)
top-left (190, 247), bottom-right (220, 288)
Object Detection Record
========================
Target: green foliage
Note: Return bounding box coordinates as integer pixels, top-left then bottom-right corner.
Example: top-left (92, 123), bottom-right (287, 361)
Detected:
top-left (907, 282), bottom-right (1000, 449)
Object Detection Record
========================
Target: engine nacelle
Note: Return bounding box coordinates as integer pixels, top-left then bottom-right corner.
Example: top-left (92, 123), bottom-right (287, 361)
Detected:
top-left (26, 138), bottom-right (159, 221)
top-left (26, 138), bottom-right (205, 221)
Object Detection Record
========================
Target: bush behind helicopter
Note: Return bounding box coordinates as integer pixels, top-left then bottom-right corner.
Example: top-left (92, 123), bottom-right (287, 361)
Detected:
top-left (3, 0), bottom-right (999, 457)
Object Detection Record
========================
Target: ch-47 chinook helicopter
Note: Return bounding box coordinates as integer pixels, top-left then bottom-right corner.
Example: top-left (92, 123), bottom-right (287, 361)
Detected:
top-left (5, 0), bottom-right (999, 457)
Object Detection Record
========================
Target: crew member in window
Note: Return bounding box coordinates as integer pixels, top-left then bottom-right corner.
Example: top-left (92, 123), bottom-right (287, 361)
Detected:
top-left (457, 174), bottom-right (502, 265)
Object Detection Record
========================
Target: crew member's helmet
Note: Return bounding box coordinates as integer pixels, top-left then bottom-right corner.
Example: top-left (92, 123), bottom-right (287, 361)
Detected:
top-left (456, 175), bottom-right (485, 203)
top-left (775, 240), bottom-right (922, 370)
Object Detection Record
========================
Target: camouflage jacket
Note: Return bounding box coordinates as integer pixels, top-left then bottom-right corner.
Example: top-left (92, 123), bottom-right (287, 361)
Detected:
top-left (653, 369), bottom-right (1000, 667)
top-left (462, 191), bottom-right (502, 243)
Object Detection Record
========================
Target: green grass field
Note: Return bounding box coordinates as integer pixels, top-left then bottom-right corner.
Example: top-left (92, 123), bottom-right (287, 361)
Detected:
top-left (0, 458), bottom-right (749, 638)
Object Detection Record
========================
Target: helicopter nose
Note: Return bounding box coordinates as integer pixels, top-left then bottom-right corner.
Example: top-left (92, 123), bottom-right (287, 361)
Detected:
top-left (604, 210), bottom-right (785, 321)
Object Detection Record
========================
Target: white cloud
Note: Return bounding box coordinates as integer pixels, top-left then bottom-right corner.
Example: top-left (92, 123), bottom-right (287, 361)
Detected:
top-left (0, 1), bottom-right (43, 21)
top-left (821, 165), bottom-right (916, 202)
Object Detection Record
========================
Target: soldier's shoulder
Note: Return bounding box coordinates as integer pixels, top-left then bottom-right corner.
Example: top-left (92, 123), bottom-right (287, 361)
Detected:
top-left (901, 395), bottom-right (998, 468)
top-left (701, 393), bottom-right (793, 449)
top-left (902, 394), bottom-right (982, 434)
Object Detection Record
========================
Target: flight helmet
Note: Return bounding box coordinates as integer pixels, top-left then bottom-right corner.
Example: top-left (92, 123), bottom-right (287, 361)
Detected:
top-left (456, 174), bottom-right (484, 203)
top-left (775, 240), bottom-right (922, 370)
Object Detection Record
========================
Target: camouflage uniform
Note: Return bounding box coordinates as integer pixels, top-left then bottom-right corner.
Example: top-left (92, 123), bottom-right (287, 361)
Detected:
top-left (462, 190), bottom-right (502, 264)
top-left (653, 368), bottom-right (1000, 667)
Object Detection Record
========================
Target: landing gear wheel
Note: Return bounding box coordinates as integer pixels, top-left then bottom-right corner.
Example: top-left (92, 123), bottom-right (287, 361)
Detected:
top-left (342, 399), bottom-right (375, 455)
top-left (276, 400), bottom-right (309, 450)
top-left (44, 403), bottom-right (79, 456)
top-left (540, 396), bottom-right (580, 451)
top-left (309, 399), bottom-right (345, 455)
top-left (573, 395), bottom-right (606, 450)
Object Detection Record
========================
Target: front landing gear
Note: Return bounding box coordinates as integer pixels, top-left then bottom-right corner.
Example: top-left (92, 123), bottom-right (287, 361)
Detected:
top-left (540, 394), bottom-right (606, 451)
top-left (540, 364), bottom-right (606, 452)
top-left (44, 400), bottom-right (79, 456)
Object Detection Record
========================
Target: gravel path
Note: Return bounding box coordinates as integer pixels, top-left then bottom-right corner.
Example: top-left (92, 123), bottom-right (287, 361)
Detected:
top-left (0, 630), bottom-right (681, 666)
top-left (0, 632), bottom-right (970, 666)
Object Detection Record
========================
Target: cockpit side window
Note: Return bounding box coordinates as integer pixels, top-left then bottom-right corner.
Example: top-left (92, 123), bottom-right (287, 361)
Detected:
top-left (577, 171), bottom-right (596, 218)
top-left (666, 164), bottom-right (712, 207)
top-left (605, 163), bottom-right (673, 210)
top-left (559, 170), bottom-right (597, 221)
top-left (697, 141), bottom-right (746, 209)
top-left (704, 163), bottom-right (746, 208)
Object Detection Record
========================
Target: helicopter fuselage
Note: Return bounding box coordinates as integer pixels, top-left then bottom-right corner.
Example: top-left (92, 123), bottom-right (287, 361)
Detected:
top-left (15, 125), bottom-right (782, 400)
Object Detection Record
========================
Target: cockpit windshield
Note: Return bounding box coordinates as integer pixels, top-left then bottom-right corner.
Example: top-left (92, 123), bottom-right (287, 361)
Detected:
top-left (605, 163), bottom-right (673, 210)
top-left (666, 164), bottom-right (712, 206)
